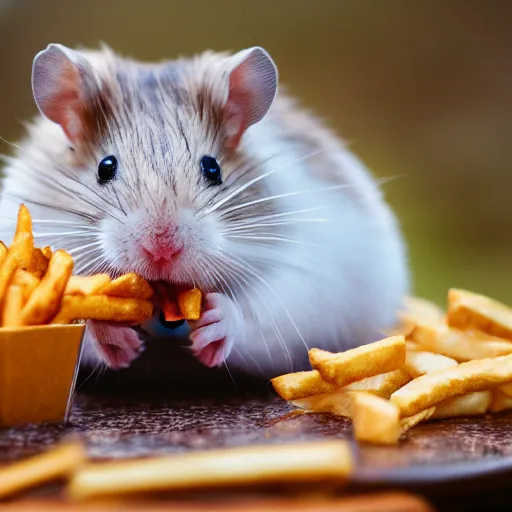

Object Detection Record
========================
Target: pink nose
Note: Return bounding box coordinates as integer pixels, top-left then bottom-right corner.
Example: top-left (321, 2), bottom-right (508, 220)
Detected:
top-left (142, 240), bottom-right (183, 263)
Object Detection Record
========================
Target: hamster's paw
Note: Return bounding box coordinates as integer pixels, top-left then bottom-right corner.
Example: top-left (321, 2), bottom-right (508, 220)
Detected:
top-left (188, 293), bottom-right (244, 368)
top-left (86, 321), bottom-right (144, 370)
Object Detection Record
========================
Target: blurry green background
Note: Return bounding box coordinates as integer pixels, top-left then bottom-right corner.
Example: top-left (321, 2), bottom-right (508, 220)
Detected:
top-left (0, 0), bottom-right (511, 307)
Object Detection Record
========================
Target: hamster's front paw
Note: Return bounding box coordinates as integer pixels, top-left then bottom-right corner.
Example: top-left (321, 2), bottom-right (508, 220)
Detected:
top-left (86, 321), bottom-right (144, 370)
top-left (188, 293), bottom-right (244, 368)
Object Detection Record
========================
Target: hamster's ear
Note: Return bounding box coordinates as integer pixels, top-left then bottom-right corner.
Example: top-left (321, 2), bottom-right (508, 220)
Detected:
top-left (223, 47), bottom-right (277, 148)
top-left (32, 44), bottom-right (97, 142)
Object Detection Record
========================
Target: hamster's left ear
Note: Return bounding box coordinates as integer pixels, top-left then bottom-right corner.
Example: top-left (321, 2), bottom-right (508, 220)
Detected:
top-left (223, 47), bottom-right (278, 148)
top-left (31, 44), bottom-right (99, 142)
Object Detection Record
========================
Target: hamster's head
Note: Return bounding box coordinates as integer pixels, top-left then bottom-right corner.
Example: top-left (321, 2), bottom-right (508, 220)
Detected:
top-left (29, 44), bottom-right (279, 290)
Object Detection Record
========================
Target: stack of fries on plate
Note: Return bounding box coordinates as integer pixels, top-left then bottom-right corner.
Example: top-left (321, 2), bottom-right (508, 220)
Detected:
top-left (272, 290), bottom-right (512, 444)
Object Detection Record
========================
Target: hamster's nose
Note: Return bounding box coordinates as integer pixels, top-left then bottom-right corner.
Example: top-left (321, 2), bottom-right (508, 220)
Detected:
top-left (141, 239), bottom-right (183, 263)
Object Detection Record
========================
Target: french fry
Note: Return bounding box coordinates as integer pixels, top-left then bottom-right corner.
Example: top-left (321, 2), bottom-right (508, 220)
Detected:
top-left (489, 390), bottom-right (512, 413)
top-left (410, 322), bottom-right (512, 361)
top-left (292, 369), bottom-right (411, 414)
top-left (400, 407), bottom-right (436, 436)
top-left (343, 368), bottom-right (411, 398)
top-left (67, 440), bottom-right (353, 501)
top-left (41, 246), bottom-right (52, 259)
top-left (271, 370), bottom-right (339, 401)
top-left (432, 391), bottom-right (492, 419)
top-left (20, 250), bottom-right (74, 325)
top-left (390, 354), bottom-right (512, 417)
top-left (11, 270), bottom-right (40, 303)
top-left (0, 241), bottom-right (7, 265)
top-left (497, 381), bottom-right (512, 398)
top-left (26, 247), bottom-right (49, 278)
top-left (279, 369), bottom-right (409, 407)
top-left (52, 295), bottom-right (153, 325)
top-left (100, 272), bottom-right (153, 300)
top-left (308, 348), bottom-right (333, 365)
top-left (352, 392), bottom-right (400, 445)
top-left (162, 296), bottom-right (184, 322)
top-left (403, 350), bottom-right (458, 378)
top-left (311, 336), bottom-right (406, 387)
top-left (178, 288), bottom-right (202, 321)
top-left (447, 288), bottom-right (512, 341)
top-left (0, 442), bottom-right (86, 500)
top-left (0, 205), bottom-right (35, 302)
top-left (292, 390), bottom-right (354, 417)
top-left (1, 285), bottom-right (24, 327)
top-left (64, 274), bottom-right (111, 296)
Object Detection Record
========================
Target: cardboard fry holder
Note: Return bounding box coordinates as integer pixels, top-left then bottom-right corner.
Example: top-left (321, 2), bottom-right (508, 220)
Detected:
top-left (0, 324), bottom-right (85, 427)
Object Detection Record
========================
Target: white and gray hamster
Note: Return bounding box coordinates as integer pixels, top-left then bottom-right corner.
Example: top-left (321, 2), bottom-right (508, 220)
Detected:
top-left (0, 44), bottom-right (409, 379)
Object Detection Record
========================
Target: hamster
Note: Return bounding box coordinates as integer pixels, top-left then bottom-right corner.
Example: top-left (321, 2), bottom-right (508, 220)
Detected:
top-left (0, 43), bottom-right (409, 379)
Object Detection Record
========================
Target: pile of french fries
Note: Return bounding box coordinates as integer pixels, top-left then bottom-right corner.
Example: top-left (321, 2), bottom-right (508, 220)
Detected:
top-left (0, 205), bottom-right (155, 327)
top-left (272, 289), bottom-right (512, 445)
top-left (0, 204), bottom-right (205, 327)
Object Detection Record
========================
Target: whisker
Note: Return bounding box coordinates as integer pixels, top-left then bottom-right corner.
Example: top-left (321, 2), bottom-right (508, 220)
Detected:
top-left (202, 149), bottom-right (325, 216)
top-left (218, 183), bottom-right (350, 219)
top-left (224, 234), bottom-right (321, 248)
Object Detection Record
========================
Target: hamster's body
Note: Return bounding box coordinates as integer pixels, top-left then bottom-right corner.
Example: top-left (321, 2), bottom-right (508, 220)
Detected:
top-left (0, 45), bottom-right (409, 378)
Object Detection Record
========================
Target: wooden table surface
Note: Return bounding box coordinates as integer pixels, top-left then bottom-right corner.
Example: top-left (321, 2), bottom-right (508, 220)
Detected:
top-left (1, 389), bottom-right (512, 511)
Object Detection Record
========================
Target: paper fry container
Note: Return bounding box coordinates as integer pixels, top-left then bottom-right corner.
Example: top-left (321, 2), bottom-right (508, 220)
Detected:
top-left (0, 324), bottom-right (85, 427)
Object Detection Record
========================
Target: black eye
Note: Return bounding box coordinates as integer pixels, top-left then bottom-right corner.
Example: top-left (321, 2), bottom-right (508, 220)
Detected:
top-left (200, 156), bottom-right (222, 184)
top-left (97, 155), bottom-right (118, 184)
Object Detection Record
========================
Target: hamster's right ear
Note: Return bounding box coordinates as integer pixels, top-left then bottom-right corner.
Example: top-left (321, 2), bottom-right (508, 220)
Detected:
top-left (223, 47), bottom-right (278, 149)
top-left (32, 44), bottom-right (97, 142)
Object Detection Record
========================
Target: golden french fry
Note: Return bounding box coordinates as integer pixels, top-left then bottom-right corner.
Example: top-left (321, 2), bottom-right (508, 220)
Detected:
top-left (1, 285), bottom-right (24, 327)
top-left (26, 247), bottom-right (49, 278)
top-left (12, 269), bottom-right (40, 303)
top-left (410, 322), bottom-right (512, 361)
top-left (178, 288), bottom-right (202, 321)
top-left (390, 354), bottom-right (512, 417)
top-left (271, 370), bottom-right (339, 401)
top-left (67, 440), bottom-right (353, 501)
top-left (64, 274), bottom-right (111, 296)
top-left (0, 442), bottom-right (86, 500)
top-left (52, 295), bottom-right (153, 325)
top-left (0, 241), bottom-right (7, 265)
top-left (41, 246), bottom-right (52, 260)
top-left (403, 350), bottom-right (458, 378)
top-left (100, 272), bottom-right (153, 300)
top-left (497, 381), bottom-right (512, 398)
top-left (0, 205), bottom-right (35, 302)
top-left (343, 368), bottom-right (411, 399)
top-left (432, 391), bottom-right (492, 419)
top-left (489, 390), bottom-right (512, 413)
top-left (292, 390), bottom-right (354, 417)
top-left (292, 369), bottom-right (411, 414)
top-left (311, 336), bottom-right (406, 387)
top-left (20, 250), bottom-right (74, 325)
top-left (447, 288), bottom-right (512, 341)
top-left (400, 407), bottom-right (436, 436)
top-left (308, 348), bottom-right (333, 365)
top-left (352, 392), bottom-right (400, 445)
top-left (406, 341), bottom-right (422, 352)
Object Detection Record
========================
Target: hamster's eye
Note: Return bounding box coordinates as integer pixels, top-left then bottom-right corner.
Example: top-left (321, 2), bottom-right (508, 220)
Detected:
top-left (200, 156), bottom-right (222, 185)
top-left (97, 155), bottom-right (118, 184)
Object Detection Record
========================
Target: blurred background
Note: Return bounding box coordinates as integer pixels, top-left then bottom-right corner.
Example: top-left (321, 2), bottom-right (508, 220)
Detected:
top-left (0, 0), bottom-right (511, 307)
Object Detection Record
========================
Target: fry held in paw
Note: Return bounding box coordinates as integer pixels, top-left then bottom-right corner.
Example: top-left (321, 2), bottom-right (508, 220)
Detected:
top-left (161, 288), bottom-right (203, 322)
